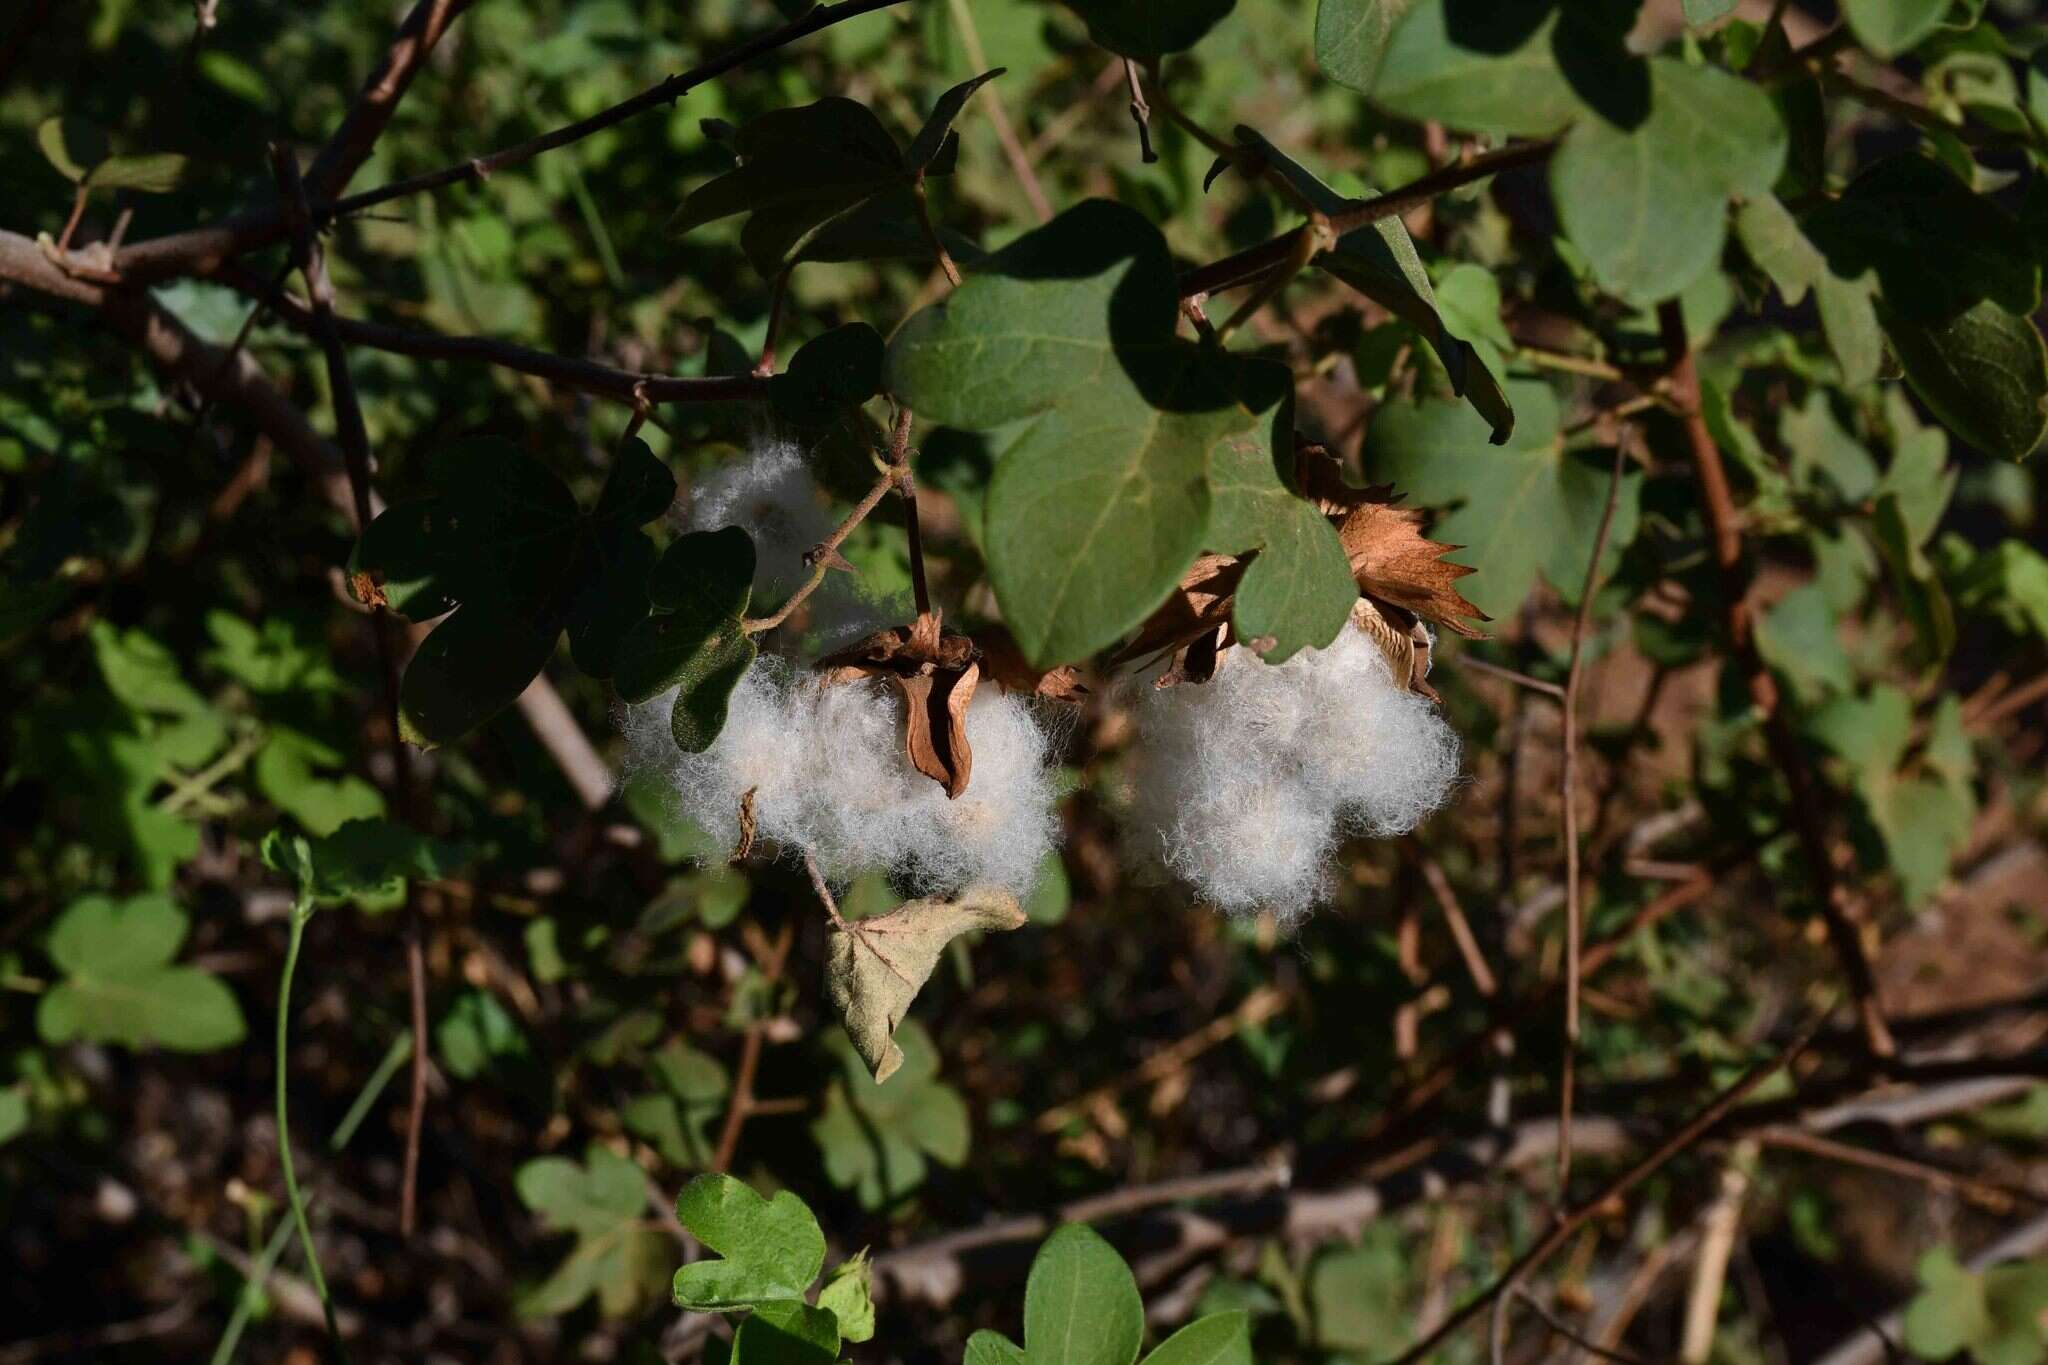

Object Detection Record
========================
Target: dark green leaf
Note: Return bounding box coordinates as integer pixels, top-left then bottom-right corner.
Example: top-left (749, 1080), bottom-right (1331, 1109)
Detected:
top-left (1842, 0), bottom-right (1947, 57)
top-left (906, 69), bottom-right (1004, 172)
top-left (1139, 1312), bottom-right (1253, 1365)
top-left (259, 817), bottom-right (468, 906)
top-left (733, 1301), bottom-right (841, 1363)
top-left (772, 324), bottom-right (885, 427)
top-left (1021, 1225), bottom-right (1145, 1365)
top-left (1063, 0), bottom-right (1234, 58)
top-left (1881, 299), bottom-right (2048, 460)
top-left (398, 599), bottom-right (561, 747)
top-left (1802, 154), bottom-right (2040, 324)
top-left (887, 199), bottom-right (1268, 666)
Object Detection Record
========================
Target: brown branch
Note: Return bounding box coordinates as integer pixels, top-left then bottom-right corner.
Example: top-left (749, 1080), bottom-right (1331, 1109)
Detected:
top-left (1177, 140), bottom-right (1554, 299)
top-left (708, 919), bottom-right (796, 1174)
top-left (1511, 1284), bottom-right (1650, 1365)
top-left (304, 0), bottom-right (477, 202)
top-left (111, 0), bottom-right (913, 285)
top-left (1558, 444), bottom-right (1630, 1196)
top-left (1657, 300), bottom-right (1895, 1062)
top-left (1753, 1126), bottom-right (2044, 1211)
top-left (219, 265), bottom-right (773, 405)
top-left (1386, 1023), bottom-right (1818, 1365)
top-left (1417, 855), bottom-right (1498, 999)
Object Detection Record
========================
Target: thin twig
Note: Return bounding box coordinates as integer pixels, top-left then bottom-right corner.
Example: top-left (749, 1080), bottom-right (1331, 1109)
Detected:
top-left (1514, 1285), bottom-right (1651, 1365)
top-left (943, 0), bottom-right (1052, 222)
top-left (911, 178), bottom-right (963, 287)
top-left (1123, 59), bottom-right (1157, 163)
top-left (742, 467), bottom-right (896, 635)
top-left (1558, 443), bottom-right (1630, 1196)
top-left (1418, 855), bottom-right (1498, 998)
top-left (112, 0), bottom-right (914, 284)
top-left (1178, 140), bottom-right (1553, 299)
top-left (708, 918), bottom-right (797, 1174)
top-left (1385, 1023), bottom-right (1819, 1365)
top-left (275, 900), bottom-right (349, 1361)
top-left (1459, 654), bottom-right (1565, 699)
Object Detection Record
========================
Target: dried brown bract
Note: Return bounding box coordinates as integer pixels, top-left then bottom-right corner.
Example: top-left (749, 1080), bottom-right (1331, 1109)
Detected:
top-left (817, 610), bottom-right (981, 799)
top-left (1119, 442), bottom-right (1485, 696)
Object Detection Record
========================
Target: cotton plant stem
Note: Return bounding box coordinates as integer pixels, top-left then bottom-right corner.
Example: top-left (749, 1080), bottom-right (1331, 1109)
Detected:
top-left (911, 178), bottom-right (963, 287)
top-left (212, 1030), bottom-right (411, 1365)
top-left (741, 464), bottom-right (897, 635)
top-left (708, 919), bottom-right (796, 1174)
top-left (275, 903), bottom-right (347, 1360)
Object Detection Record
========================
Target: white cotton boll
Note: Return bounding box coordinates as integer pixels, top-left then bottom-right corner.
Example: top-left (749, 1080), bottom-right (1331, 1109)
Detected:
top-left (620, 658), bottom-right (1059, 897)
top-left (685, 431), bottom-right (835, 595)
top-left (1127, 619), bottom-right (1461, 920)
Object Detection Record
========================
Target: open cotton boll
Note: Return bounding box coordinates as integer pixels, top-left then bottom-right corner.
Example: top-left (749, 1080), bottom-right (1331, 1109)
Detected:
top-left (620, 658), bottom-right (1059, 897)
top-left (685, 431), bottom-right (835, 595)
top-left (1127, 619), bottom-right (1461, 923)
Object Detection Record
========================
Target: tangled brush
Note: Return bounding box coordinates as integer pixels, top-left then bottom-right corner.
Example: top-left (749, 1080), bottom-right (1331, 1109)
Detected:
top-left (623, 658), bottom-right (1060, 896)
top-left (1126, 614), bottom-right (1462, 923)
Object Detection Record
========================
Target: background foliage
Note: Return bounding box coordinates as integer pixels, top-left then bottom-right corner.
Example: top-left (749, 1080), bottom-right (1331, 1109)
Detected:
top-left (4, 0), bottom-right (2048, 1362)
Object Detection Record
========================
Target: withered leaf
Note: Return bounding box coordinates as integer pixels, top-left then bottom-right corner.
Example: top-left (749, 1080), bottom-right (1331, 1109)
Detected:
top-left (975, 625), bottom-right (1088, 703)
top-left (825, 886), bottom-right (1025, 1082)
top-left (1109, 552), bottom-right (1243, 671)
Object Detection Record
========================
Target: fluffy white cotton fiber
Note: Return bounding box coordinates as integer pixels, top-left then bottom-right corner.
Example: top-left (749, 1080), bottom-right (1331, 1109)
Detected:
top-left (623, 659), bottom-right (1059, 897)
top-left (685, 432), bottom-right (836, 596)
top-left (1127, 620), bottom-right (1461, 923)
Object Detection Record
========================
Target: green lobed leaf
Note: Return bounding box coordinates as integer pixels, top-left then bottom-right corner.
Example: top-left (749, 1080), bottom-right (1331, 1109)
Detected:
top-left (1755, 583), bottom-right (1852, 701)
top-left (1354, 2), bottom-right (1577, 136)
top-left (1551, 56), bottom-right (1786, 304)
top-left (1734, 193), bottom-right (1880, 387)
top-left (1880, 299), bottom-right (2048, 461)
top-left (887, 199), bottom-right (1267, 667)
top-left (1904, 1247), bottom-right (1994, 1360)
top-left (671, 1172), bottom-right (826, 1309)
top-left (1204, 370), bottom-right (1355, 661)
top-left (36, 894), bottom-right (246, 1053)
top-left (812, 1021), bottom-right (971, 1208)
top-left (259, 817), bottom-right (468, 907)
top-left (515, 1145), bottom-right (671, 1318)
top-left (1362, 381), bottom-right (1639, 618)
top-left (398, 599), bottom-right (562, 747)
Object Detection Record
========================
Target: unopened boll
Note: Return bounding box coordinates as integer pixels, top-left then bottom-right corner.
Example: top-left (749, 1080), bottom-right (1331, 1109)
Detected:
top-left (1127, 620), bottom-right (1461, 923)
top-left (622, 659), bottom-right (1059, 896)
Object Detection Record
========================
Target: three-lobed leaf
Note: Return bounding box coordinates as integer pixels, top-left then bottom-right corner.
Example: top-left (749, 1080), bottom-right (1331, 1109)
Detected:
top-left (672, 1172), bottom-right (827, 1309)
top-left (515, 1145), bottom-right (671, 1318)
top-left (887, 199), bottom-right (1270, 667)
top-left (37, 893), bottom-right (246, 1053)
